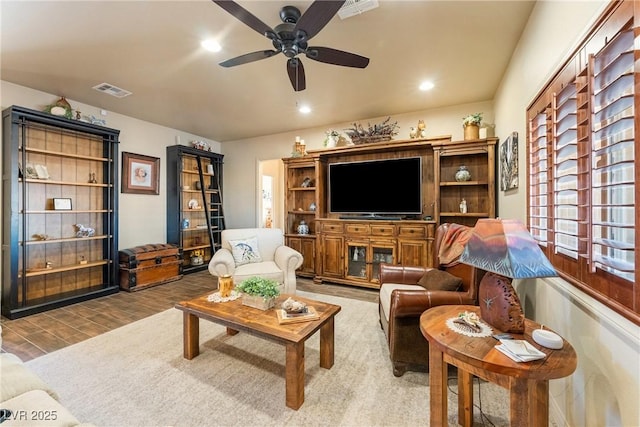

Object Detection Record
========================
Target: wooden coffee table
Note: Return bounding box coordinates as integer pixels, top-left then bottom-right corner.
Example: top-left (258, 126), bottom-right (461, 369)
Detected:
top-left (175, 293), bottom-right (341, 410)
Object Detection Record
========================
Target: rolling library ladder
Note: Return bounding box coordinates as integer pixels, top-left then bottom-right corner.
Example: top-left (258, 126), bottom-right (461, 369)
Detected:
top-left (166, 145), bottom-right (225, 274)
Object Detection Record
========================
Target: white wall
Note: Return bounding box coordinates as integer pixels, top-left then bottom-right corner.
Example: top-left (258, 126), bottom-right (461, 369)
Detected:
top-left (1, 81), bottom-right (221, 249)
top-left (495, 1), bottom-right (640, 426)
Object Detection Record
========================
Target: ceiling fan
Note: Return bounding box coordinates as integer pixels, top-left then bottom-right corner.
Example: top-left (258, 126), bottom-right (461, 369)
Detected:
top-left (213, 0), bottom-right (370, 91)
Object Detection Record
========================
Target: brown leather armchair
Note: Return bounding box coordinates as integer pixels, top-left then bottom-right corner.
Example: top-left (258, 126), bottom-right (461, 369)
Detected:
top-left (378, 223), bottom-right (481, 376)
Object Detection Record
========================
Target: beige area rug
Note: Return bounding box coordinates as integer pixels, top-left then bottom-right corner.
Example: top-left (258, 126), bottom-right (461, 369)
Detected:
top-left (26, 291), bottom-right (508, 426)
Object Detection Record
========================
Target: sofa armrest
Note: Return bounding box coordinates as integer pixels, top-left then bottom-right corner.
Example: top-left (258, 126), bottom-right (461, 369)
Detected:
top-left (379, 264), bottom-right (431, 285)
top-left (208, 248), bottom-right (235, 277)
top-left (274, 245), bottom-right (303, 272)
top-left (390, 289), bottom-right (475, 318)
top-left (0, 353), bottom-right (59, 402)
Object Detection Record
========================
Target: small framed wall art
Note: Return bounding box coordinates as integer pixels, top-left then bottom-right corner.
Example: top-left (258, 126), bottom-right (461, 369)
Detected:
top-left (122, 152), bottom-right (160, 195)
top-left (500, 132), bottom-right (519, 191)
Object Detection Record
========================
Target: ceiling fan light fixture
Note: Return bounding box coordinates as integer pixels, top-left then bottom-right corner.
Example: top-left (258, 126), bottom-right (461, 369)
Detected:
top-left (201, 39), bottom-right (222, 52)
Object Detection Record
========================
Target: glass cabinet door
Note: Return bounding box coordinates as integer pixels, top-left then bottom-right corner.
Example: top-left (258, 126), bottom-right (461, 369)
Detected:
top-left (346, 241), bottom-right (395, 283)
top-left (371, 245), bottom-right (395, 282)
top-left (346, 242), bottom-right (367, 280)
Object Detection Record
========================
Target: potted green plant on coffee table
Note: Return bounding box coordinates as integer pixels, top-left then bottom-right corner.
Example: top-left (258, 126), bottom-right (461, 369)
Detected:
top-left (236, 276), bottom-right (281, 310)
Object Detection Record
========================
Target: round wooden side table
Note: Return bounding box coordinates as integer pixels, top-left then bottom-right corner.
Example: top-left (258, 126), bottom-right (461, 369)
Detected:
top-left (420, 305), bottom-right (577, 427)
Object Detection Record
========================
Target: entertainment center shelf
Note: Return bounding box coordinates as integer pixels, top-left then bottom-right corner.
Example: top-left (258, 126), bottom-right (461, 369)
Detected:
top-left (282, 135), bottom-right (497, 289)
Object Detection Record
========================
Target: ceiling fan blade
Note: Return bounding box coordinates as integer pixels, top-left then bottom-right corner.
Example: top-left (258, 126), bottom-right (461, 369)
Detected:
top-left (295, 1), bottom-right (345, 40)
top-left (212, 0), bottom-right (275, 38)
top-left (287, 58), bottom-right (306, 92)
top-left (306, 47), bottom-right (370, 68)
top-left (220, 50), bottom-right (279, 67)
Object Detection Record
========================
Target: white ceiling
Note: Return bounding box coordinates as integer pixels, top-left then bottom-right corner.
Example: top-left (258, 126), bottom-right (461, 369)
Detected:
top-left (1, 1), bottom-right (535, 142)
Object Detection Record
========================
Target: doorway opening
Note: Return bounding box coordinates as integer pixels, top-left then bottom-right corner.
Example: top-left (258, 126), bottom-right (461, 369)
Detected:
top-left (257, 159), bottom-right (283, 230)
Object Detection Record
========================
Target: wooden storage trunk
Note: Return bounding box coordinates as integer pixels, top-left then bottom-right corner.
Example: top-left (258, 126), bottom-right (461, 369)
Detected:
top-left (119, 243), bottom-right (183, 291)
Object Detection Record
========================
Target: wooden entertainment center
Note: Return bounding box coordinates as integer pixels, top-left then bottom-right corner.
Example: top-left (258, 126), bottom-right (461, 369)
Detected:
top-left (282, 135), bottom-right (497, 289)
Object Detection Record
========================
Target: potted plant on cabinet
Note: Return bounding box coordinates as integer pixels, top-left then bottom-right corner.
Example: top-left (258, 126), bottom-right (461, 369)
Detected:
top-left (236, 276), bottom-right (281, 310)
top-left (462, 113), bottom-right (483, 140)
top-left (324, 130), bottom-right (340, 148)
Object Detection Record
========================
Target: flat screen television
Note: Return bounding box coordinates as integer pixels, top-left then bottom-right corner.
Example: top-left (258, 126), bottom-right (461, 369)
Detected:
top-left (328, 157), bottom-right (422, 217)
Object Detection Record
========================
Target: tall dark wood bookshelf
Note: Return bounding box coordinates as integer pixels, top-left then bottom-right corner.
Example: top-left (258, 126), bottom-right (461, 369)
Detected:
top-left (2, 106), bottom-right (120, 319)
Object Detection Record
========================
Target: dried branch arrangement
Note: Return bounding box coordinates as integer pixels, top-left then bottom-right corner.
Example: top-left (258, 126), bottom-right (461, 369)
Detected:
top-left (344, 117), bottom-right (399, 145)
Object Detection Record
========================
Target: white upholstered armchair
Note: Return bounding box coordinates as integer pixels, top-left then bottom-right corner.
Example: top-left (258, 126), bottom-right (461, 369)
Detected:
top-left (208, 228), bottom-right (303, 294)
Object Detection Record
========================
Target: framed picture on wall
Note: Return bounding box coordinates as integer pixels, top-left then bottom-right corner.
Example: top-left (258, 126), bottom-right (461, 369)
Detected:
top-left (122, 152), bottom-right (160, 195)
top-left (500, 132), bottom-right (518, 191)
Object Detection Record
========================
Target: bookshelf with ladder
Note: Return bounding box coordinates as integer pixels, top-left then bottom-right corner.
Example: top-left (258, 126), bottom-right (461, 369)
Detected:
top-left (166, 145), bottom-right (225, 274)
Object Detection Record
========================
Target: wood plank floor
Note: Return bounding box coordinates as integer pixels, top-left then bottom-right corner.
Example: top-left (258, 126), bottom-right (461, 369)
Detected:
top-left (0, 270), bottom-right (379, 362)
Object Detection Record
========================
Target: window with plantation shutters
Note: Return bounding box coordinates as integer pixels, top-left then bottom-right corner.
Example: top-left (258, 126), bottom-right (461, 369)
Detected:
top-left (554, 83), bottom-right (579, 260)
top-left (528, 111), bottom-right (550, 246)
top-left (591, 28), bottom-right (635, 283)
top-left (526, 0), bottom-right (638, 324)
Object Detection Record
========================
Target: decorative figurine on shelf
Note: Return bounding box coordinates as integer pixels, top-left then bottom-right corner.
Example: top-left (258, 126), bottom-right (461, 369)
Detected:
top-left (460, 199), bottom-right (468, 214)
top-left (455, 165), bottom-right (472, 182)
top-left (89, 172), bottom-right (97, 184)
top-left (79, 256), bottom-right (88, 265)
top-left (85, 115), bottom-right (107, 126)
top-left (297, 220), bottom-right (309, 235)
top-left (74, 224), bottom-right (95, 238)
top-left (409, 127), bottom-right (418, 139)
top-left (32, 233), bottom-right (50, 241)
top-left (417, 120), bottom-right (427, 138)
top-left (301, 177), bottom-right (313, 188)
top-left (309, 202), bottom-right (316, 211)
top-left (182, 218), bottom-right (190, 229)
top-left (191, 140), bottom-right (210, 151)
top-left (46, 261), bottom-right (53, 269)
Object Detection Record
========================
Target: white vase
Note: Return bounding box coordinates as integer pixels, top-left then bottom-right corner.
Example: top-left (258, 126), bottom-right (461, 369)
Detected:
top-left (326, 135), bottom-right (338, 148)
top-left (297, 220), bottom-right (309, 235)
top-left (455, 166), bottom-right (471, 182)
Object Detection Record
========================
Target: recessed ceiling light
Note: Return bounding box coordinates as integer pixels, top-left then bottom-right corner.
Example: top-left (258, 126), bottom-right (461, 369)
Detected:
top-left (419, 81), bottom-right (435, 91)
top-left (201, 39), bottom-right (221, 52)
top-left (298, 105), bottom-right (311, 114)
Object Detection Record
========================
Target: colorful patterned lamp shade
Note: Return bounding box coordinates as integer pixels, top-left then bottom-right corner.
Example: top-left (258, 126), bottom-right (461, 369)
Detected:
top-left (460, 219), bottom-right (556, 333)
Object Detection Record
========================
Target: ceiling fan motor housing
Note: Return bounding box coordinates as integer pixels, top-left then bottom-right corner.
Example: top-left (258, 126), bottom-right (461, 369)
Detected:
top-left (279, 6), bottom-right (301, 23)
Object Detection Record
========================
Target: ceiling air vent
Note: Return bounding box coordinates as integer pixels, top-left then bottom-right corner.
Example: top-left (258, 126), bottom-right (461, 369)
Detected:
top-left (92, 83), bottom-right (132, 98)
top-left (338, 0), bottom-right (379, 20)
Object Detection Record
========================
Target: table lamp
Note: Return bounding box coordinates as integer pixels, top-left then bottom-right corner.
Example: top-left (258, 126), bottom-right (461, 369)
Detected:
top-left (460, 219), bottom-right (561, 346)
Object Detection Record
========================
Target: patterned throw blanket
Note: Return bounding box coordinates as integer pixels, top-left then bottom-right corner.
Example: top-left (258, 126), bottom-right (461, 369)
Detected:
top-left (438, 223), bottom-right (473, 267)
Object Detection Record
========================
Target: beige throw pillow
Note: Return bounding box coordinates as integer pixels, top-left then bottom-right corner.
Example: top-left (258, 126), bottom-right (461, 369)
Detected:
top-left (417, 269), bottom-right (462, 292)
top-left (229, 236), bottom-right (263, 266)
